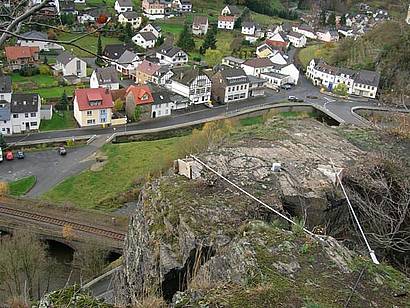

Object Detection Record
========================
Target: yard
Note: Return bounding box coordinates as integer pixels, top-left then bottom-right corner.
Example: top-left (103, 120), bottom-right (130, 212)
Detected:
top-left (297, 43), bottom-right (338, 68)
top-left (40, 111), bottom-right (77, 131)
top-left (43, 136), bottom-right (188, 210)
top-left (56, 32), bottom-right (123, 58)
top-left (9, 176), bottom-right (37, 196)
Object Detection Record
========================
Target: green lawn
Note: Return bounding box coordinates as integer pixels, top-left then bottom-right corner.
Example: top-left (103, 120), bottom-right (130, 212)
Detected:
top-left (57, 33), bottom-right (123, 58)
top-left (40, 111), bottom-right (77, 131)
top-left (43, 136), bottom-right (187, 210)
top-left (298, 43), bottom-right (338, 68)
top-left (251, 12), bottom-right (287, 26)
top-left (29, 86), bottom-right (76, 99)
top-left (11, 73), bottom-right (58, 88)
top-left (159, 23), bottom-right (185, 37)
top-left (9, 176), bottom-right (37, 196)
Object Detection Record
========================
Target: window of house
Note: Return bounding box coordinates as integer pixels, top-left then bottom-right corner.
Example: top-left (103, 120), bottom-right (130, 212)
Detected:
top-left (87, 110), bottom-right (92, 116)
top-left (30, 112), bottom-right (36, 117)
top-left (87, 119), bottom-right (96, 124)
top-left (30, 122), bottom-right (37, 126)
top-left (25, 113), bottom-right (29, 118)
top-left (13, 114), bottom-right (18, 118)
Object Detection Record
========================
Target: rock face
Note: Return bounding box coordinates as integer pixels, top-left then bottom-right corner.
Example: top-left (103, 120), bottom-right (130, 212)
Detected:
top-left (118, 118), bottom-right (410, 307)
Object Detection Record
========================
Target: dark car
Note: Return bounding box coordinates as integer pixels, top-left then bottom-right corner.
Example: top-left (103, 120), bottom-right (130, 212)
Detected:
top-left (281, 84), bottom-right (292, 90)
top-left (16, 150), bottom-right (25, 159)
top-left (58, 146), bottom-right (67, 156)
top-left (306, 95), bottom-right (319, 99)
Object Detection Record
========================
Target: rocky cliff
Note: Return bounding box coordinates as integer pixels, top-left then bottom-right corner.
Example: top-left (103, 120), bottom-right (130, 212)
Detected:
top-left (118, 117), bottom-right (410, 307)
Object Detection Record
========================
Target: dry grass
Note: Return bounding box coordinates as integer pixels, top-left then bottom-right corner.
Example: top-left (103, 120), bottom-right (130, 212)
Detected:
top-left (0, 182), bottom-right (9, 197)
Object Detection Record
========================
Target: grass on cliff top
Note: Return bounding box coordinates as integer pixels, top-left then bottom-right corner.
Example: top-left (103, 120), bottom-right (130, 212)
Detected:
top-left (9, 176), bottom-right (37, 196)
top-left (297, 43), bottom-right (338, 68)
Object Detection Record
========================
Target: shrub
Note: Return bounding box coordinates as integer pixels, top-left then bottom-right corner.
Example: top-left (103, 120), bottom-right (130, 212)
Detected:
top-left (39, 64), bottom-right (51, 75)
top-left (332, 83), bottom-right (348, 96)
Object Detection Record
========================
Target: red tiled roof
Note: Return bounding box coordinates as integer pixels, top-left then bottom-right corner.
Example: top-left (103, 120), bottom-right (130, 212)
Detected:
top-left (218, 15), bottom-right (235, 22)
top-left (243, 57), bottom-right (274, 68)
top-left (74, 88), bottom-right (114, 111)
top-left (5, 46), bottom-right (39, 60)
top-left (266, 39), bottom-right (288, 48)
top-left (126, 85), bottom-right (154, 105)
top-left (136, 60), bottom-right (160, 76)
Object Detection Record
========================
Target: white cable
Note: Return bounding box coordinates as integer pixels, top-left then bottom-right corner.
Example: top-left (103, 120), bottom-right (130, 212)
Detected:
top-left (190, 155), bottom-right (317, 237)
top-left (334, 167), bottom-right (380, 265)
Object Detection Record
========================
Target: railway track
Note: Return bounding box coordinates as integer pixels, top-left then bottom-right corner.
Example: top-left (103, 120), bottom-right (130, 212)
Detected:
top-left (0, 205), bottom-right (126, 242)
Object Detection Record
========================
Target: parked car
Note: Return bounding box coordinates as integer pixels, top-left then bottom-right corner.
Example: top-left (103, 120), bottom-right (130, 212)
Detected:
top-left (16, 150), bottom-right (25, 159)
top-left (204, 102), bottom-right (214, 108)
top-left (58, 146), bottom-right (67, 156)
top-left (306, 95), bottom-right (318, 99)
top-left (288, 96), bottom-right (298, 102)
top-left (5, 151), bottom-right (13, 161)
top-left (281, 84), bottom-right (292, 90)
top-left (0, 147), bottom-right (3, 162)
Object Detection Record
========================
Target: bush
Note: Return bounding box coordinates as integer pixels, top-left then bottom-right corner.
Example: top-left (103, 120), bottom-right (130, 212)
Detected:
top-left (332, 83), bottom-right (348, 96)
top-left (39, 64), bottom-right (51, 75)
top-left (19, 65), bottom-right (39, 77)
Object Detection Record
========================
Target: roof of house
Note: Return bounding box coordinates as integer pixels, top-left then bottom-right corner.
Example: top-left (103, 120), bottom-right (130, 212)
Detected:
top-left (111, 88), bottom-right (127, 101)
top-left (260, 71), bottom-right (288, 79)
top-left (117, 50), bottom-right (139, 64)
top-left (136, 59), bottom-right (161, 76)
top-left (149, 83), bottom-right (187, 105)
top-left (56, 51), bottom-right (78, 65)
top-left (223, 56), bottom-right (245, 64)
top-left (242, 21), bottom-right (256, 28)
top-left (193, 16), bottom-right (208, 26)
top-left (94, 66), bottom-right (119, 85)
top-left (75, 88), bottom-right (114, 111)
top-left (297, 24), bottom-right (315, 32)
top-left (20, 31), bottom-right (47, 41)
top-left (224, 5), bottom-right (240, 15)
top-left (126, 84), bottom-right (154, 105)
top-left (218, 15), bottom-right (235, 22)
top-left (138, 31), bottom-right (157, 42)
top-left (10, 93), bottom-right (39, 113)
top-left (354, 70), bottom-right (380, 87)
top-left (103, 44), bottom-right (131, 60)
top-left (243, 58), bottom-right (274, 68)
top-left (287, 31), bottom-right (304, 39)
top-left (217, 68), bottom-right (248, 86)
top-left (157, 44), bottom-right (184, 57)
top-left (171, 67), bottom-right (207, 86)
top-left (120, 11), bottom-right (139, 19)
top-left (116, 0), bottom-right (133, 7)
top-left (0, 103), bottom-right (10, 121)
top-left (0, 76), bottom-right (12, 93)
top-left (5, 46), bottom-right (39, 60)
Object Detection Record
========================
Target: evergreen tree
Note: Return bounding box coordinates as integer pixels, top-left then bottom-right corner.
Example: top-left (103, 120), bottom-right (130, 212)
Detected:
top-left (43, 55), bottom-right (48, 65)
top-left (327, 12), bottom-right (336, 26)
top-left (60, 90), bottom-right (69, 110)
top-left (96, 34), bottom-right (104, 66)
top-left (320, 10), bottom-right (327, 25)
top-left (155, 35), bottom-right (165, 47)
top-left (0, 133), bottom-right (6, 149)
top-left (234, 15), bottom-right (242, 29)
top-left (124, 23), bottom-right (133, 43)
top-left (177, 23), bottom-right (195, 52)
top-left (340, 14), bottom-right (346, 26)
top-left (200, 24), bottom-right (217, 54)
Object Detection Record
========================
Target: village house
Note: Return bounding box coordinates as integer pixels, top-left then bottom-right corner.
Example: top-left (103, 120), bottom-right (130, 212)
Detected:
top-left (0, 102), bottom-right (12, 135)
top-left (241, 58), bottom-right (275, 77)
top-left (211, 68), bottom-right (249, 104)
top-left (102, 44), bottom-right (131, 62)
top-left (271, 63), bottom-right (300, 85)
top-left (116, 50), bottom-right (140, 77)
top-left (221, 4), bottom-right (241, 18)
top-left (118, 11), bottom-right (142, 29)
top-left (286, 31), bottom-right (307, 48)
top-left (306, 58), bottom-right (380, 98)
top-left (134, 59), bottom-right (173, 85)
top-left (90, 66), bottom-right (120, 90)
top-left (156, 45), bottom-right (188, 66)
top-left (247, 75), bottom-right (266, 97)
top-left (265, 32), bottom-right (289, 49)
top-left (140, 23), bottom-right (162, 38)
top-left (192, 16), bottom-right (209, 35)
top-left (242, 22), bottom-right (264, 43)
top-left (9, 93), bottom-right (41, 134)
top-left (125, 84), bottom-right (154, 119)
top-left (316, 29), bottom-right (339, 42)
top-left (169, 67), bottom-right (211, 105)
top-left (132, 31), bottom-right (157, 49)
top-left (114, 0), bottom-right (133, 14)
top-left (218, 15), bottom-right (235, 30)
top-left (172, 0), bottom-right (192, 12)
top-left (73, 88), bottom-right (113, 127)
top-left (17, 31), bottom-right (64, 51)
top-left (241, 21), bottom-right (257, 35)
top-left (221, 56), bottom-right (245, 69)
top-left (293, 24), bottom-right (317, 40)
top-left (54, 51), bottom-right (87, 78)
top-left (5, 46), bottom-right (39, 70)
top-left (260, 71), bottom-right (291, 89)
top-left (0, 75), bottom-right (12, 103)
top-left (142, 0), bottom-right (166, 19)
top-left (256, 44), bottom-right (287, 65)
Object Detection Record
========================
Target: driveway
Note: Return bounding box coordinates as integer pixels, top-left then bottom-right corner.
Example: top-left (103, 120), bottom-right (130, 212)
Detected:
top-left (0, 136), bottom-right (107, 196)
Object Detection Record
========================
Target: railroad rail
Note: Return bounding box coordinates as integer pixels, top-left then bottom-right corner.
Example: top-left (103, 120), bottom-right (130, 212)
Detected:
top-left (0, 205), bottom-right (126, 242)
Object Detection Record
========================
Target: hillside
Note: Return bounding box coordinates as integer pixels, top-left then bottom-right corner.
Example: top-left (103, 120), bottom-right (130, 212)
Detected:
top-left (116, 115), bottom-right (410, 307)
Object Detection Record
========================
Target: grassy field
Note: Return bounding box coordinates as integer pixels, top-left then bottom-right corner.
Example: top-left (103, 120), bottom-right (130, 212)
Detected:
top-left (9, 176), bottom-right (37, 196)
top-left (29, 86), bottom-right (76, 100)
top-left (297, 43), bottom-right (338, 68)
top-left (43, 136), bottom-right (187, 210)
top-left (57, 33), bottom-right (123, 58)
top-left (11, 73), bottom-right (58, 88)
top-left (40, 111), bottom-right (77, 131)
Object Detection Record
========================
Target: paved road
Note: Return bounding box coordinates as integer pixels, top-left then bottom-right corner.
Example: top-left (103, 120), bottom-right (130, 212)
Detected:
top-left (0, 135), bottom-right (108, 196)
top-left (4, 76), bottom-right (376, 145)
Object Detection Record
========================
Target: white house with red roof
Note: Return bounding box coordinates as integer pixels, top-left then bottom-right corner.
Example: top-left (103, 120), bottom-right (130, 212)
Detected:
top-left (73, 88), bottom-right (114, 127)
top-left (218, 15), bottom-right (235, 30)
